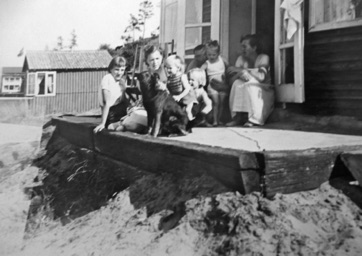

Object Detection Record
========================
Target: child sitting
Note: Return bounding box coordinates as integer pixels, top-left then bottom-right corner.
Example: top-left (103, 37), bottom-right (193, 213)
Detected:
top-left (164, 55), bottom-right (198, 121)
top-left (94, 56), bottom-right (129, 133)
top-left (201, 40), bottom-right (229, 126)
top-left (188, 68), bottom-right (212, 127)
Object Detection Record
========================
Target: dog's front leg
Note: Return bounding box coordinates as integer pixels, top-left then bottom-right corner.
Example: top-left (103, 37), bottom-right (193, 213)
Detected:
top-left (151, 111), bottom-right (162, 137)
top-left (147, 119), bottom-right (154, 135)
top-left (146, 108), bottom-right (154, 135)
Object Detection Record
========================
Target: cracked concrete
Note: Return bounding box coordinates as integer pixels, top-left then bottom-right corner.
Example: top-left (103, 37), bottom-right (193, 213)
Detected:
top-left (164, 127), bottom-right (362, 152)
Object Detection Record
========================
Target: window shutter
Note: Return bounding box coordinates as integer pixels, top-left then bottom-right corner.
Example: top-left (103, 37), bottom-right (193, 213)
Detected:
top-left (26, 73), bottom-right (36, 96)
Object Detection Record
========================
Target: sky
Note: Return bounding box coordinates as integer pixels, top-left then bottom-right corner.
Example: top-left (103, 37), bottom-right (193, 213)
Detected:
top-left (0, 0), bottom-right (160, 74)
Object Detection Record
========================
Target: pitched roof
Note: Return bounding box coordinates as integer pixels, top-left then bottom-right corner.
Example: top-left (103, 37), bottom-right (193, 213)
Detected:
top-left (24, 50), bottom-right (112, 70)
top-left (2, 67), bottom-right (23, 74)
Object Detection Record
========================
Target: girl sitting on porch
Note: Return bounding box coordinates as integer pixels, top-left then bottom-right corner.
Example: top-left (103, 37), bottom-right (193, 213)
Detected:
top-left (201, 40), bottom-right (229, 126)
top-left (225, 34), bottom-right (275, 127)
top-left (164, 54), bottom-right (198, 121)
top-left (93, 56), bottom-right (129, 133)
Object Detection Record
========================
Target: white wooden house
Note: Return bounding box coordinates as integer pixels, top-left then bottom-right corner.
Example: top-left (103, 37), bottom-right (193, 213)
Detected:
top-left (159, 0), bottom-right (362, 119)
top-left (1, 67), bottom-right (24, 95)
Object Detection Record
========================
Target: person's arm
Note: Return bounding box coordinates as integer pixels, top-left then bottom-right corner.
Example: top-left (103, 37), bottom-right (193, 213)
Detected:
top-left (186, 59), bottom-right (196, 73)
top-left (173, 74), bottom-right (191, 102)
top-left (249, 54), bottom-right (270, 82)
top-left (94, 89), bottom-right (112, 133)
top-left (226, 55), bottom-right (245, 83)
top-left (222, 57), bottom-right (229, 69)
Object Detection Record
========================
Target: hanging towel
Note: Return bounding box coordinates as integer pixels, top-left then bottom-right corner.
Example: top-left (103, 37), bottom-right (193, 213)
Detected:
top-left (280, 0), bottom-right (303, 40)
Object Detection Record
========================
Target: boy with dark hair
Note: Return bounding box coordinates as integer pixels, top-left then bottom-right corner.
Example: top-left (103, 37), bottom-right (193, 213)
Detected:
top-left (186, 44), bottom-right (207, 72)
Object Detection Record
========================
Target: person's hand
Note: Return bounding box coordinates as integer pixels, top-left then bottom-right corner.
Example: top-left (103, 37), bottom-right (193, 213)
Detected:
top-left (173, 95), bottom-right (182, 102)
top-left (93, 124), bottom-right (105, 133)
top-left (240, 69), bottom-right (252, 82)
top-left (227, 66), bottom-right (240, 74)
top-left (210, 78), bottom-right (227, 92)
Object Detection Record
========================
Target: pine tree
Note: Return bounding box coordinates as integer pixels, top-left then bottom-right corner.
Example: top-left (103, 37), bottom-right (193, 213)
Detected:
top-left (69, 29), bottom-right (78, 50)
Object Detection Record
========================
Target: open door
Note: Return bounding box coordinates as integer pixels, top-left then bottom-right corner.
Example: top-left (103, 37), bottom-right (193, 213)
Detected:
top-left (274, 0), bottom-right (305, 103)
top-left (176, 0), bottom-right (220, 64)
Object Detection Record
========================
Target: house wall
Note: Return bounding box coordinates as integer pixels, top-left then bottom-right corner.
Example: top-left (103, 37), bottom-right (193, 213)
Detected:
top-left (228, 0), bottom-right (253, 65)
top-left (30, 70), bottom-right (107, 115)
top-left (255, 0), bottom-right (274, 59)
top-left (304, 25), bottom-right (362, 119)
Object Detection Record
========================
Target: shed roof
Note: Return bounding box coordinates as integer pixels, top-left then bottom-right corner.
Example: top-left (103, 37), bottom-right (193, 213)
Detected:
top-left (2, 67), bottom-right (23, 74)
top-left (24, 50), bottom-right (112, 71)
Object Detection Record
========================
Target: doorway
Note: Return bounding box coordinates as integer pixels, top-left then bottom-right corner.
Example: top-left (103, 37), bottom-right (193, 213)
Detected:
top-left (255, 0), bottom-right (275, 79)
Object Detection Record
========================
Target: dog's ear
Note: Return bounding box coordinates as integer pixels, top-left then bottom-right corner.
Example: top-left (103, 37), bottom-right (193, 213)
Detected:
top-left (133, 72), bottom-right (142, 81)
top-left (151, 73), bottom-right (160, 84)
top-left (136, 71), bottom-right (151, 83)
top-left (153, 73), bottom-right (160, 80)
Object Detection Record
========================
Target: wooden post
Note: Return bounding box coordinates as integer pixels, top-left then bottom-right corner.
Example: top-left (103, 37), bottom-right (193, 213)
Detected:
top-left (138, 45), bottom-right (144, 72)
top-left (171, 39), bottom-right (174, 54)
top-left (163, 42), bottom-right (169, 57)
top-left (131, 46), bottom-right (139, 87)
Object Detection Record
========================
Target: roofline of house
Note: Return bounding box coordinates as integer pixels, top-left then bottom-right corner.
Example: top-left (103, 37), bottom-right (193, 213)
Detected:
top-left (24, 67), bottom-right (109, 72)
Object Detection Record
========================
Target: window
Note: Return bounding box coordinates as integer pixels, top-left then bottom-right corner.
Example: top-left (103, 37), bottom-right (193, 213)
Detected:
top-left (160, 0), bottom-right (178, 55)
top-left (309, 0), bottom-right (362, 32)
top-left (274, 0), bottom-right (305, 103)
top-left (184, 0), bottom-right (212, 56)
top-left (26, 72), bottom-right (56, 96)
top-left (2, 75), bottom-right (22, 93)
top-left (176, 0), bottom-right (220, 63)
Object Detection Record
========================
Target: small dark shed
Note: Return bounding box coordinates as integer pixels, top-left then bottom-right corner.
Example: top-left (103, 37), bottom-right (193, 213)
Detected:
top-left (22, 50), bottom-right (112, 115)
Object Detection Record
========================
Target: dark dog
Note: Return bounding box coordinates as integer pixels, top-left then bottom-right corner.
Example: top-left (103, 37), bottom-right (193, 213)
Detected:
top-left (137, 72), bottom-right (190, 137)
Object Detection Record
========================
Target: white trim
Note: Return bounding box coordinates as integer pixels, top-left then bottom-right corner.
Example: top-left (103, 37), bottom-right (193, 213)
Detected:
top-left (293, 20), bottom-right (305, 102)
top-left (309, 19), bottom-right (362, 32)
top-left (279, 42), bottom-right (295, 49)
top-left (26, 72), bottom-right (36, 96)
top-left (27, 71), bottom-right (56, 97)
top-left (309, 0), bottom-right (362, 32)
top-left (159, 0), bottom-right (166, 44)
top-left (176, 0), bottom-right (185, 56)
top-left (220, 0), bottom-right (229, 62)
top-left (274, 0), bottom-right (281, 87)
top-left (274, 0), bottom-right (305, 103)
top-left (210, 0), bottom-right (221, 40)
top-left (185, 23), bottom-right (212, 28)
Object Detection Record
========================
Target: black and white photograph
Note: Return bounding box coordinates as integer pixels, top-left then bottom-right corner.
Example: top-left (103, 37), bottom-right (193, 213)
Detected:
top-left (1, 0), bottom-right (362, 255)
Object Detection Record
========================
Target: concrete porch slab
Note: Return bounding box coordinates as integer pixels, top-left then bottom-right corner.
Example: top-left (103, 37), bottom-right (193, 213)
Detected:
top-left (51, 116), bottom-right (362, 197)
top-left (164, 127), bottom-right (362, 152)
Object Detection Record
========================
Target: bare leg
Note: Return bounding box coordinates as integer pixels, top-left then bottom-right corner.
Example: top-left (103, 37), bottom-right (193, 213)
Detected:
top-left (151, 111), bottom-right (162, 137)
top-left (186, 103), bottom-right (194, 121)
top-left (209, 93), bottom-right (219, 126)
top-left (218, 93), bottom-right (227, 124)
